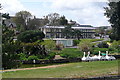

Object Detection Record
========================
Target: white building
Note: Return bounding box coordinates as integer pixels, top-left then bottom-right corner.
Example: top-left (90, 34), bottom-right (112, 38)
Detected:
top-left (39, 25), bottom-right (96, 39)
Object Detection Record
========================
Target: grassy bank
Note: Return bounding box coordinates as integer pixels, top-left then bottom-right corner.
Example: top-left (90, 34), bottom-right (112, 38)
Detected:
top-left (2, 60), bottom-right (118, 78)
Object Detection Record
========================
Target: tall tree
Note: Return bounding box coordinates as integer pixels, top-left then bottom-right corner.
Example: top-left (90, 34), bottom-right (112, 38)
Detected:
top-left (27, 17), bottom-right (40, 30)
top-left (59, 16), bottom-right (68, 25)
top-left (46, 13), bottom-right (60, 26)
top-left (2, 25), bottom-right (21, 69)
top-left (73, 29), bottom-right (82, 40)
top-left (104, 1), bottom-right (120, 40)
top-left (62, 25), bottom-right (73, 38)
top-left (17, 30), bottom-right (45, 43)
top-left (13, 11), bottom-right (32, 32)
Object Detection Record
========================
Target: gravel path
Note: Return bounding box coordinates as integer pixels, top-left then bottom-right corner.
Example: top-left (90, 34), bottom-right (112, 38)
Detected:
top-left (2, 64), bottom-right (68, 72)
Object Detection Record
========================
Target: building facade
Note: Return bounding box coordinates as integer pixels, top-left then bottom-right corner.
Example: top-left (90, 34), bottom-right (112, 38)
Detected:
top-left (39, 25), bottom-right (96, 39)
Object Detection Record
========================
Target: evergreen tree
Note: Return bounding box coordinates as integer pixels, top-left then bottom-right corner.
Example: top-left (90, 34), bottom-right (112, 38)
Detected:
top-left (104, 1), bottom-right (120, 40)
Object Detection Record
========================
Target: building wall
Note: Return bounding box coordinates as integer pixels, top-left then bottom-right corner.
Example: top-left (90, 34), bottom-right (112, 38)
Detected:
top-left (40, 26), bottom-right (96, 39)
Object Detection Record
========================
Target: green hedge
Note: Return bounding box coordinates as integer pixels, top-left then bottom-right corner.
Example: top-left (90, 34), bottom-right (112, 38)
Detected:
top-left (45, 52), bottom-right (56, 60)
top-left (92, 48), bottom-right (109, 55)
top-left (28, 55), bottom-right (39, 60)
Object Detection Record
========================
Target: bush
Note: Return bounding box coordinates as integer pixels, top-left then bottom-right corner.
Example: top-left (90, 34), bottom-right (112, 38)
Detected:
top-left (45, 52), bottom-right (56, 60)
top-left (111, 40), bottom-right (120, 49)
top-left (60, 48), bottom-right (83, 59)
top-left (78, 40), bottom-right (93, 52)
top-left (18, 53), bottom-right (28, 60)
top-left (73, 40), bottom-right (81, 46)
top-left (97, 42), bottom-right (109, 48)
top-left (55, 44), bottom-right (64, 50)
top-left (92, 48), bottom-right (109, 55)
top-left (2, 53), bottom-right (21, 69)
top-left (28, 55), bottom-right (39, 60)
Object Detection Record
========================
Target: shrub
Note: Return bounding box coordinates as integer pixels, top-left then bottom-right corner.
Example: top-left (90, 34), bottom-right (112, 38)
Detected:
top-left (97, 42), bottom-right (109, 48)
top-left (110, 40), bottom-right (120, 49)
top-left (18, 53), bottom-right (28, 60)
top-left (78, 40), bottom-right (93, 52)
top-left (46, 52), bottom-right (56, 60)
top-left (2, 53), bottom-right (21, 69)
top-left (56, 43), bottom-right (64, 50)
top-left (92, 48), bottom-right (109, 55)
top-left (73, 40), bottom-right (81, 46)
top-left (28, 55), bottom-right (39, 60)
top-left (41, 39), bottom-right (56, 51)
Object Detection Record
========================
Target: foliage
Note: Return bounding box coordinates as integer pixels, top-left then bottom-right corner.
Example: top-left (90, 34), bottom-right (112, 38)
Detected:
top-left (17, 30), bottom-right (45, 43)
top-left (55, 43), bottom-right (64, 50)
top-left (73, 29), bottom-right (82, 40)
top-left (21, 41), bottom-right (47, 58)
top-left (110, 40), bottom-right (120, 49)
top-left (2, 26), bottom-right (21, 69)
top-left (78, 40), bottom-right (93, 52)
top-left (28, 55), bottom-right (39, 60)
top-left (92, 48), bottom-right (109, 55)
top-left (45, 52), bottom-right (56, 60)
top-left (104, 1), bottom-right (120, 40)
top-left (41, 39), bottom-right (56, 52)
top-left (59, 16), bottom-right (68, 25)
top-left (62, 26), bottom-right (73, 38)
top-left (2, 25), bottom-right (14, 43)
top-left (18, 53), bottom-right (28, 60)
top-left (13, 11), bottom-right (32, 31)
top-left (60, 48), bottom-right (83, 59)
top-left (97, 42), bottom-right (109, 48)
top-left (62, 26), bottom-right (82, 39)
top-left (73, 40), bottom-right (81, 46)
top-left (46, 13), bottom-right (60, 26)
top-left (27, 17), bottom-right (40, 30)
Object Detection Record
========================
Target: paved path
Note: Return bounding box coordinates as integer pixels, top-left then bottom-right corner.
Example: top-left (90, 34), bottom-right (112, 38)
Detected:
top-left (1, 64), bottom-right (68, 72)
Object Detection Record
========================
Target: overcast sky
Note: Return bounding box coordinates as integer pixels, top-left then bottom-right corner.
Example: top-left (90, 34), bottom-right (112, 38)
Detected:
top-left (1, 0), bottom-right (111, 27)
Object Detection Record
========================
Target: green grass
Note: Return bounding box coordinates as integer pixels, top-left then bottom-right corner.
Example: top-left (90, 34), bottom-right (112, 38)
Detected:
top-left (59, 48), bottom-right (83, 58)
top-left (80, 39), bottom-right (104, 42)
top-left (2, 60), bottom-right (118, 78)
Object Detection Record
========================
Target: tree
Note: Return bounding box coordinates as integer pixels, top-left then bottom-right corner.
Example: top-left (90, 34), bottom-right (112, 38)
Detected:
top-left (73, 29), bottom-right (82, 40)
top-left (46, 13), bottom-right (60, 26)
top-left (97, 42), bottom-right (109, 48)
top-left (2, 25), bottom-right (21, 69)
top-left (17, 30), bottom-right (45, 43)
top-left (41, 39), bottom-right (56, 52)
top-left (59, 16), bottom-right (68, 25)
top-left (78, 40), bottom-right (93, 52)
top-left (13, 11), bottom-right (32, 32)
top-left (104, 1), bottom-right (120, 40)
top-left (27, 17), bottom-right (40, 30)
top-left (110, 40), bottom-right (120, 50)
top-left (62, 25), bottom-right (73, 38)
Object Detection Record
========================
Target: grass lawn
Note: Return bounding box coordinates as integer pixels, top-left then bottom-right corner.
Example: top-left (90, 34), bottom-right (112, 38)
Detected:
top-left (2, 60), bottom-right (119, 78)
top-left (59, 48), bottom-right (83, 58)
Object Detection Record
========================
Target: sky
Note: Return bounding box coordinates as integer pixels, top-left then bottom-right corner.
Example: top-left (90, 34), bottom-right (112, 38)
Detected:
top-left (1, 0), bottom-right (111, 27)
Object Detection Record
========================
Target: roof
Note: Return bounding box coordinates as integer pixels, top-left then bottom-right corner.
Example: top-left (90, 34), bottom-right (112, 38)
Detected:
top-left (41, 26), bottom-right (96, 30)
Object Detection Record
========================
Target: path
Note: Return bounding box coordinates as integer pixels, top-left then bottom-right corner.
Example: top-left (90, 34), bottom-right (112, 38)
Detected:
top-left (1, 64), bottom-right (68, 72)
